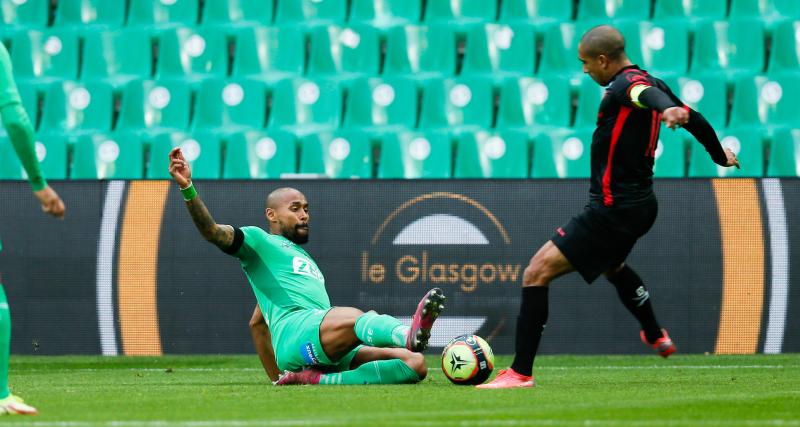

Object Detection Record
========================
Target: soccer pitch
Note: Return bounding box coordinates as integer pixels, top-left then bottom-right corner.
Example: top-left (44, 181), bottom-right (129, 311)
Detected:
top-left (5, 354), bottom-right (798, 426)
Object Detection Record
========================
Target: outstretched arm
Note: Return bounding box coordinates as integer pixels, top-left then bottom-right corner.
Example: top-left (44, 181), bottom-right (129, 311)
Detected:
top-left (681, 108), bottom-right (740, 169)
top-left (168, 147), bottom-right (235, 250)
top-left (249, 305), bottom-right (280, 382)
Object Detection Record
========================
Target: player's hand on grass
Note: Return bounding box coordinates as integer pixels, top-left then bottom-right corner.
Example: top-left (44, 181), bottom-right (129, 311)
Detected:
top-left (34, 186), bottom-right (65, 219)
top-left (662, 107), bottom-right (690, 130)
top-left (169, 147), bottom-right (192, 188)
top-left (723, 148), bottom-right (740, 169)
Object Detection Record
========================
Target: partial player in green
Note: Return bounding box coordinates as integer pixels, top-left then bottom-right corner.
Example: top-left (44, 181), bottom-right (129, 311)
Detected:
top-left (168, 147), bottom-right (444, 385)
top-left (0, 43), bottom-right (66, 415)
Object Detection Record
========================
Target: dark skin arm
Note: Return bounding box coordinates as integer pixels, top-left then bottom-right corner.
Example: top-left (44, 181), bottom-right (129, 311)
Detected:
top-left (249, 305), bottom-right (281, 382)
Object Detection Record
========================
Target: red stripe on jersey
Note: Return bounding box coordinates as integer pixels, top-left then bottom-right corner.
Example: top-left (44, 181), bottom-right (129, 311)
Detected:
top-left (647, 110), bottom-right (660, 157)
top-left (603, 106), bottom-right (632, 206)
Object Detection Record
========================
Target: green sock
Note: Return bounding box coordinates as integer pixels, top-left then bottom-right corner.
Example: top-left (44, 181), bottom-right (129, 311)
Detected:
top-left (0, 284), bottom-right (11, 399)
top-left (320, 359), bottom-right (420, 385)
top-left (354, 311), bottom-right (409, 348)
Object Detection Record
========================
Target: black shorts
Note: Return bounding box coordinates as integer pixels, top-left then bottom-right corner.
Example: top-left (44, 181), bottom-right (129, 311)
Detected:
top-left (551, 198), bottom-right (658, 284)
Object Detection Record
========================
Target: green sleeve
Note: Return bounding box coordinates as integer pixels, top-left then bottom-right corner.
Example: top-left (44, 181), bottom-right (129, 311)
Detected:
top-left (0, 44), bottom-right (46, 191)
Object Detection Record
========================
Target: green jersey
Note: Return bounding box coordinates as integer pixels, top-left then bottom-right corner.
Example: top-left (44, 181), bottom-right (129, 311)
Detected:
top-left (229, 226), bottom-right (330, 342)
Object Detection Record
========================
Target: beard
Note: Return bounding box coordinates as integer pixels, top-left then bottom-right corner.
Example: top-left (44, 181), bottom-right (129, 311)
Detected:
top-left (282, 223), bottom-right (309, 244)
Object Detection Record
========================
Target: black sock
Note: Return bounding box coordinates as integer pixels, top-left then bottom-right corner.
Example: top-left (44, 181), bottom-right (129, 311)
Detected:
top-left (607, 265), bottom-right (662, 343)
top-left (510, 286), bottom-right (549, 377)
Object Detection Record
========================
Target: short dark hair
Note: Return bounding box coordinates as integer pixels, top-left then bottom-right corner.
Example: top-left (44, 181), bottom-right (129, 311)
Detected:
top-left (580, 25), bottom-right (626, 60)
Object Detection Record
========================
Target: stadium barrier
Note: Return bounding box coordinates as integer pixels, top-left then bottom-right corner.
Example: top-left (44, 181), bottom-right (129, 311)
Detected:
top-left (0, 179), bottom-right (797, 356)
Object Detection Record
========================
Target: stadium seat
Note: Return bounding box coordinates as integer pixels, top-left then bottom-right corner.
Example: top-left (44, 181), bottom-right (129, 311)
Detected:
top-left (423, 0), bottom-right (497, 32)
top-left (71, 132), bottom-right (144, 179)
top-left (576, 0), bottom-right (651, 23)
top-left (418, 77), bottom-right (493, 134)
top-left (117, 79), bottom-right (191, 137)
top-left (498, 0), bottom-right (572, 26)
top-left (201, 0), bottom-right (273, 32)
top-left (652, 126), bottom-right (687, 178)
top-left (268, 78), bottom-right (341, 137)
top-left (191, 78), bottom-right (267, 134)
top-left (531, 129), bottom-right (592, 178)
top-left (274, 0), bottom-right (347, 28)
top-left (349, 0), bottom-right (421, 30)
top-left (10, 29), bottom-right (80, 84)
top-left (691, 19), bottom-right (766, 79)
top-left (0, 0), bottom-right (48, 38)
top-left (454, 130), bottom-right (529, 178)
top-left (232, 26), bottom-right (304, 85)
top-left (729, 0), bottom-right (800, 28)
top-left (766, 20), bottom-right (800, 76)
top-left (147, 131), bottom-right (222, 179)
top-left (730, 75), bottom-right (800, 132)
top-left (223, 130), bottom-right (297, 179)
top-left (665, 75), bottom-right (728, 129)
top-left (617, 20), bottom-right (690, 78)
top-left (343, 76), bottom-right (418, 135)
top-left (688, 128), bottom-right (764, 177)
top-left (377, 131), bottom-right (451, 179)
top-left (461, 23), bottom-right (536, 81)
top-left (767, 128), bottom-right (800, 177)
top-left (653, 0), bottom-right (727, 23)
top-left (127, 0), bottom-right (198, 32)
top-left (496, 76), bottom-right (571, 134)
top-left (384, 24), bottom-right (457, 81)
top-left (574, 77), bottom-right (606, 129)
top-left (307, 25), bottom-right (380, 83)
top-left (537, 22), bottom-right (585, 82)
top-left (299, 130), bottom-right (372, 178)
top-left (53, 0), bottom-right (125, 31)
top-left (39, 80), bottom-right (114, 136)
top-left (156, 27), bottom-right (228, 86)
top-left (0, 134), bottom-right (67, 180)
top-left (82, 29), bottom-right (153, 88)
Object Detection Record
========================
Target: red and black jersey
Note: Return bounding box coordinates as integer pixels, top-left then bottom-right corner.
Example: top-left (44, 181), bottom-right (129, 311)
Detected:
top-left (590, 65), bottom-right (683, 207)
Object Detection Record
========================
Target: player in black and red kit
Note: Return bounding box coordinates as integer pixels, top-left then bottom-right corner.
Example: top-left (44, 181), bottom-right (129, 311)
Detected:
top-left (479, 25), bottom-right (740, 389)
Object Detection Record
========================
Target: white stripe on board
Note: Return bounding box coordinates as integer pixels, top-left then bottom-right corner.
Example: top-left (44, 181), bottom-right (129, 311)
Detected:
top-left (396, 316), bottom-right (486, 347)
top-left (97, 181), bottom-right (126, 356)
top-left (762, 179), bottom-right (790, 354)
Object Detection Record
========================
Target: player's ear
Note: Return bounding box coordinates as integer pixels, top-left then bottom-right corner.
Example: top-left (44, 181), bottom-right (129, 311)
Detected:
top-left (265, 208), bottom-right (276, 223)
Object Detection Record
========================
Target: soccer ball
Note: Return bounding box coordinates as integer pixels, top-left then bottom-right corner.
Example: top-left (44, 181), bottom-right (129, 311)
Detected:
top-left (440, 334), bottom-right (494, 385)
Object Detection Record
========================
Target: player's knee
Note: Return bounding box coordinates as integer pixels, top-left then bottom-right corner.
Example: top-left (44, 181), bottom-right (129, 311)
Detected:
top-left (405, 352), bottom-right (427, 380)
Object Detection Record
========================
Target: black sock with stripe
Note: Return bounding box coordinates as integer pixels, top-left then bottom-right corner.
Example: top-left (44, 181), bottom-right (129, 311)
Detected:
top-left (608, 265), bottom-right (662, 343)
top-left (510, 286), bottom-right (548, 377)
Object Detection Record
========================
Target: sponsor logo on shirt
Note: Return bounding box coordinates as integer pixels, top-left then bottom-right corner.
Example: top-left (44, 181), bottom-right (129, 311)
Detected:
top-left (301, 342), bottom-right (320, 365)
top-left (293, 256), bottom-right (324, 282)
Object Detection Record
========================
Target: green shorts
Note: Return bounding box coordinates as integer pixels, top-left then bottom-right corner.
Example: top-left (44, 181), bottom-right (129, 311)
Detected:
top-left (273, 308), bottom-right (362, 373)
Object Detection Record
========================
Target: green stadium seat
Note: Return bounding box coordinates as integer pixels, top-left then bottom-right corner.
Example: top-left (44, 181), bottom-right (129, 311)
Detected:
top-left (349, 0), bottom-right (421, 30)
top-left (117, 79), bottom-right (191, 137)
top-left (454, 130), bottom-right (529, 178)
top-left (730, 0), bottom-right (800, 28)
top-left (498, 0), bottom-right (572, 26)
top-left (461, 23), bottom-right (536, 81)
top-left (53, 0), bottom-right (125, 31)
top-left (377, 131), bottom-right (451, 178)
top-left (274, 0), bottom-right (347, 27)
top-left (343, 76), bottom-right (418, 135)
top-left (268, 78), bottom-right (341, 137)
top-left (201, 0), bottom-right (273, 32)
top-left (689, 128), bottom-right (764, 177)
top-left (576, 0), bottom-right (651, 23)
top-left (128, 0), bottom-right (198, 32)
top-left (156, 27), bottom-right (228, 86)
top-left (307, 25), bottom-right (380, 83)
top-left (574, 77), bottom-right (606, 129)
top-left (299, 130), bottom-right (372, 178)
top-left (767, 20), bottom-right (800, 76)
top-left (40, 80), bottom-right (114, 136)
top-left (653, 0), bottom-right (726, 23)
top-left (0, 0), bottom-right (48, 35)
top-left (730, 75), bottom-right (800, 132)
top-left (418, 77), bottom-right (493, 134)
top-left (147, 131), bottom-right (222, 179)
top-left (71, 132), bottom-right (143, 179)
top-left (767, 128), bottom-right (800, 177)
top-left (652, 127), bottom-right (687, 178)
top-left (691, 19), bottom-right (766, 79)
top-left (10, 29), bottom-right (79, 84)
top-left (423, 0), bottom-right (496, 32)
top-left (537, 22), bottom-right (584, 82)
top-left (531, 129), bottom-right (592, 178)
top-left (665, 75), bottom-right (728, 129)
top-left (232, 26), bottom-right (304, 85)
top-left (191, 78), bottom-right (266, 134)
top-left (616, 21), bottom-right (689, 78)
top-left (82, 29), bottom-right (153, 88)
top-left (0, 133), bottom-right (67, 180)
top-left (496, 76), bottom-right (571, 133)
top-left (223, 130), bottom-right (297, 179)
top-left (384, 24), bottom-right (457, 81)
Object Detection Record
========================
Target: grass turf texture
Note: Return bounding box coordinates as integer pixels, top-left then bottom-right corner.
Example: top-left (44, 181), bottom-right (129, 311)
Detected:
top-left (3, 354), bottom-right (798, 426)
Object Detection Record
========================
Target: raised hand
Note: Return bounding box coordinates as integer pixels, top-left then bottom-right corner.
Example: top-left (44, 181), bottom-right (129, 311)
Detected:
top-left (168, 147), bottom-right (192, 188)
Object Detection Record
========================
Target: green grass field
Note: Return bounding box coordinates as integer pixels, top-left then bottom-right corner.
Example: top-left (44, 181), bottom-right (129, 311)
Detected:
top-left (3, 354), bottom-right (798, 426)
